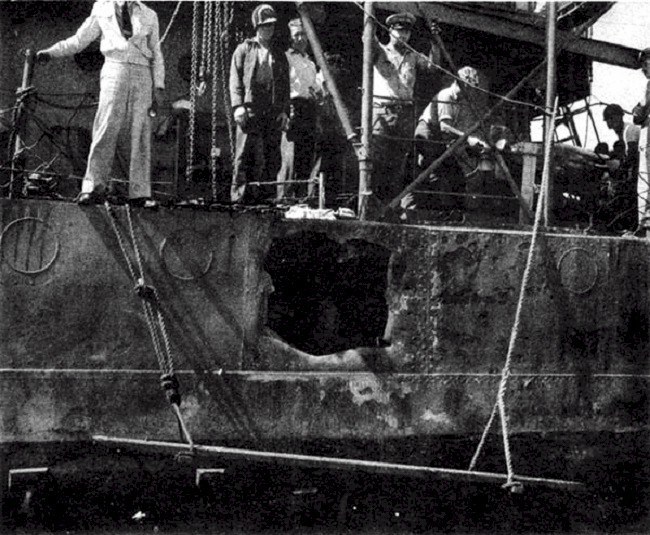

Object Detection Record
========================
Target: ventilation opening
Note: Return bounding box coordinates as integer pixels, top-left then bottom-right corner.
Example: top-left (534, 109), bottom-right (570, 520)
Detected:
top-left (264, 232), bottom-right (391, 356)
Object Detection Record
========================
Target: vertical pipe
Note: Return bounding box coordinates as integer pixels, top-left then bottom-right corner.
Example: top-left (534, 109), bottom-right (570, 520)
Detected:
top-left (359, 1), bottom-right (374, 220)
top-left (543, 3), bottom-right (557, 226)
top-left (296, 2), bottom-right (357, 142)
top-left (10, 49), bottom-right (35, 199)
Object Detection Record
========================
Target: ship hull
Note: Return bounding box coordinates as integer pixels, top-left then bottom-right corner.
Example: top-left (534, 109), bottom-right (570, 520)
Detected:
top-left (1, 198), bottom-right (648, 506)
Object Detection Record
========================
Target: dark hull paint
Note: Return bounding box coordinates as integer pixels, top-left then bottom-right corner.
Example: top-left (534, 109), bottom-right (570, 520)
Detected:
top-left (1, 198), bottom-right (649, 517)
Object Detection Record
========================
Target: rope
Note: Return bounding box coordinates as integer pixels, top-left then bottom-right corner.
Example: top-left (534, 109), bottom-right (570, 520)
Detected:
top-left (160, 0), bottom-right (183, 45)
top-left (468, 100), bottom-right (559, 492)
top-left (35, 95), bottom-right (98, 110)
top-left (352, 2), bottom-right (547, 115)
top-left (104, 203), bottom-right (194, 452)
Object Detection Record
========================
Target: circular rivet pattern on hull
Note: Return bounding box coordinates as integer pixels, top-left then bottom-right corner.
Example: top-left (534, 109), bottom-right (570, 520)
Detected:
top-left (160, 229), bottom-right (213, 281)
top-left (557, 247), bottom-right (599, 295)
top-left (0, 217), bottom-right (60, 275)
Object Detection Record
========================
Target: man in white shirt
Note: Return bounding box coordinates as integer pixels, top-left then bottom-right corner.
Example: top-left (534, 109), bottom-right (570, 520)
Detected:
top-left (276, 18), bottom-right (323, 202)
top-left (36, 0), bottom-right (164, 207)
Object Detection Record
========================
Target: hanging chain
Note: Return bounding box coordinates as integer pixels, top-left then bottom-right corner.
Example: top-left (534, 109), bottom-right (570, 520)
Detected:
top-left (199, 0), bottom-right (210, 85)
top-left (217, 2), bottom-right (235, 166)
top-left (210, 3), bottom-right (219, 202)
top-left (186, 1), bottom-right (200, 183)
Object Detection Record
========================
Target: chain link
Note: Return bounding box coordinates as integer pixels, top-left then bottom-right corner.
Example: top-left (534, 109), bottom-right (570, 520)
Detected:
top-left (186, 1), bottom-right (200, 183)
top-left (210, 2), bottom-right (219, 201)
top-left (199, 0), bottom-right (210, 84)
top-left (217, 2), bottom-right (235, 167)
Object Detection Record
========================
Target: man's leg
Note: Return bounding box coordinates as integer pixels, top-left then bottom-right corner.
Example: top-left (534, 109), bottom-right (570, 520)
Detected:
top-left (262, 114), bottom-right (283, 201)
top-left (276, 132), bottom-right (295, 202)
top-left (127, 65), bottom-right (153, 200)
top-left (636, 132), bottom-right (648, 228)
top-left (231, 124), bottom-right (252, 203)
top-left (371, 109), bottom-right (394, 201)
top-left (295, 131), bottom-right (316, 199)
top-left (638, 130), bottom-right (649, 228)
top-left (83, 62), bottom-right (129, 195)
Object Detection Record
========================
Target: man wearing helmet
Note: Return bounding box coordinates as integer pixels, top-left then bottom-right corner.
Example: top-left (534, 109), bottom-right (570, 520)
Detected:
top-left (229, 4), bottom-right (290, 204)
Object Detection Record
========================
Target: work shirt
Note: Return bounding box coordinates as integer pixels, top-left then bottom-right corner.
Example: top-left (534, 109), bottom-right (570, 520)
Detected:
top-left (624, 122), bottom-right (641, 152)
top-left (286, 48), bottom-right (320, 100)
top-left (43, 0), bottom-right (165, 89)
top-left (437, 83), bottom-right (477, 135)
top-left (255, 45), bottom-right (273, 91)
top-left (229, 37), bottom-right (290, 113)
top-left (371, 38), bottom-right (436, 104)
top-left (418, 102), bottom-right (439, 127)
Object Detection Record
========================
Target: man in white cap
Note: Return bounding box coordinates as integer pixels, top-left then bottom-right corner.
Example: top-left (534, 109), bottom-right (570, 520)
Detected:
top-left (371, 11), bottom-right (441, 202)
top-left (36, 0), bottom-right (164, 207)
top-left (276, 17), bottom-right (323, 203)
top-left (229, 3), bottom-right (290, 204)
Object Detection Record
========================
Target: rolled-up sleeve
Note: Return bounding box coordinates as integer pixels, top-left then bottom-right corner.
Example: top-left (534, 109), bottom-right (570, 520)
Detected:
top-left (149, 13), bottom-right (165, 89)
top-left (438, 92), bottom-right (454, 124)
top-left (44, 13), bottom-right (101, 58)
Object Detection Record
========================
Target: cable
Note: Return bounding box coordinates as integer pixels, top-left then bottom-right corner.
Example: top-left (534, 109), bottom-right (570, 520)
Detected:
top-left (35, 95), bottom-right (98, 110)
top-left (353, 2), bottom-right (547, 115)
top-left (160, 0), bottom-right (183, 45)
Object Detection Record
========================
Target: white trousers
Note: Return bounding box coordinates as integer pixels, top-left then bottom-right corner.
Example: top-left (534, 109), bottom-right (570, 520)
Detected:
top-left (83, 60), bottom-right (152, 199)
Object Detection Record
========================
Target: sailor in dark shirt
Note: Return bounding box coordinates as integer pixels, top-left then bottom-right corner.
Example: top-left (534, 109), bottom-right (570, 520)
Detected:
top-left (229, 4), bottom-right (290, 203)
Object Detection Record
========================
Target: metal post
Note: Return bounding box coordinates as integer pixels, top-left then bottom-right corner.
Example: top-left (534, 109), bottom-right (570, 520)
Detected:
top-left (296, 2), bottom-right (357, 143)
top-left (9, 49), bottom-right (36, 199)
top-left (359, 1), bottom-right (374, 220)
top-left (543, 3), bottom-right (557, 226)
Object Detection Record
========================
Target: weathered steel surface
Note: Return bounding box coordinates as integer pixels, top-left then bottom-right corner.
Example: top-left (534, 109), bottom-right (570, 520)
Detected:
top-left (1, 199), bottom-right (648, 453)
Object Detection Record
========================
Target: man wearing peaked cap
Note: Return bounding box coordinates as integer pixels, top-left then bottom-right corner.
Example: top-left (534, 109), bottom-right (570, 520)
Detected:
top-left (385, 12), bottom-right (416, 29)
top-left (370, 12), bottom-right (441, 204)
top-left (229, 4), bottom-right (290, 204)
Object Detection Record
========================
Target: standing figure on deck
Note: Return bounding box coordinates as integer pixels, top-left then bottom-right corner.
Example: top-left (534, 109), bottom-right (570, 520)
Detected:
top-left (229, 4), bottom-right (290, 204)
top-left (602, 104), bottom-right (640, 232)
top-left (371, 12), bottom-right (440, 202)
top-left (632, 48), bottom-right (650, 235)
top-left (276, 18), bottom-right (323, 203)
top-left (36, 0), bottom-right (164, 207)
